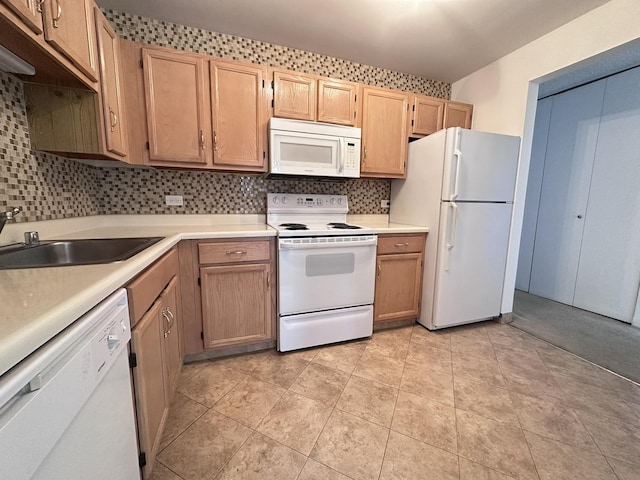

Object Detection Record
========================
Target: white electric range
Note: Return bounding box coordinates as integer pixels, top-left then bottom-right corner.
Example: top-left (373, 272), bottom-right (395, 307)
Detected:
top-left (267, 193), bottom-right (377, 351)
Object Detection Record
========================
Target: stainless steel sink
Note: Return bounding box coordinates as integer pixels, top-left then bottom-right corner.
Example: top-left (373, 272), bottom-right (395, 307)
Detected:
top-left (0, 237), bottom-right (164, 269)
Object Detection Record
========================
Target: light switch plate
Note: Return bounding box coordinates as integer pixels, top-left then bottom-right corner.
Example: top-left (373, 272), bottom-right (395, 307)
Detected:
top-left (165, 195), bottom-right (184, 206)
top-left (381, 199), bottom-right (390, 208)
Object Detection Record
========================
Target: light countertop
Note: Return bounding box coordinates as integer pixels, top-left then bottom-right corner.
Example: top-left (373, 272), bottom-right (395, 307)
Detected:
top-left (0, 214), bottom-right (427, 376)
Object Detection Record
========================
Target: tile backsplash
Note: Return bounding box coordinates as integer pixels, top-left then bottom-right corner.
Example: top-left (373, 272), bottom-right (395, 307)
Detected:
top-left (1, 9), bottom-right (450, 223)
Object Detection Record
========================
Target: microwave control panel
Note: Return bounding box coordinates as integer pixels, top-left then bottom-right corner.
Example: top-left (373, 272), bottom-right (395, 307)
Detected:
top-left (345, 142), bottom-right (358, 170)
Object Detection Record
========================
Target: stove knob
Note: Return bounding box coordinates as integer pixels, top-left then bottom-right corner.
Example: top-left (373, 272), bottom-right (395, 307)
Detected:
top-left (273, 196), bottom-right (279, 204)
top-left (337, 198), bottom-right (344, 205)
top-left (282, 197), bottom-right (288, 204)
top-left (330, 198), bottom-right (335, 205)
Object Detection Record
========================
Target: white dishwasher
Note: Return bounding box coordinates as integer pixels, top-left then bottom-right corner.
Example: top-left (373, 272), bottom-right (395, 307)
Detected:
top-left (0, 289), bottom-right (140, 480)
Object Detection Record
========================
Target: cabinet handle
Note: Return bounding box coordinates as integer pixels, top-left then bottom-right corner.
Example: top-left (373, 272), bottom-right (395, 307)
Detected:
top-left (109, 108), bottom-right (118, 132)
top-left (36, 0), bottom-right (45, 13)
top-left (363, 146), bottom-right (367, 161)
top-left (161, 309), bottom-right (170, 338)
top-left (226, 250), bottom-right (247, 255)
top-left (266, 272), bottom-right (270, 289)
top-left (377, 263), bottom-right (381, 278)
top-left (166, 307), bottom-right (175, 329)
top-left (53, 0), bottom-right (62, 28)
top-left (200, 130), bottom-right (205, 150)
top-left (394, 242), bottom-right (409, 247)
top-left (213, 131), bottom-right (218, 151)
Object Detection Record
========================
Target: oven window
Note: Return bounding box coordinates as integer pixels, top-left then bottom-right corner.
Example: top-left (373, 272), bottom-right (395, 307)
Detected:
top-left (281, 142), bottom-right (333, 165)
top-left (305, 253), bottom-right (355, 276)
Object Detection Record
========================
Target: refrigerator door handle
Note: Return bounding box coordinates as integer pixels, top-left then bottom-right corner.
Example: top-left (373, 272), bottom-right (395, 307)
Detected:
top-left (451, 149), bottom-right (462, 200)
top-left (444, 202), bottom-right (458, 271)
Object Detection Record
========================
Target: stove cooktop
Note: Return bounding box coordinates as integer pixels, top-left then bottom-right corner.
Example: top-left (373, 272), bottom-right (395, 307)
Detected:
top-left (267, 193), bottom-right (377, 237)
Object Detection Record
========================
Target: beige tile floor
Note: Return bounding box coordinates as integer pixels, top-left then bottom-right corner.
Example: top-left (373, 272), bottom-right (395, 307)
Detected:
top-left (150, 322), bottom-right (640, 480)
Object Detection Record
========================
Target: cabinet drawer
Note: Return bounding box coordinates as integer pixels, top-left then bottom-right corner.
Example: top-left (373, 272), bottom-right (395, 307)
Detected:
top-left (198, 240), bottom-right (270, 264)
top-left (377, 235), bottom-right (425, 255)
top-left (127, 247), bottom-right (178, 326)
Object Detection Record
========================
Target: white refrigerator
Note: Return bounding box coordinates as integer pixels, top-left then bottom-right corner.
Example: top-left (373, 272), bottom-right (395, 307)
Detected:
top-left (391, 127), bottom-right (520, 329)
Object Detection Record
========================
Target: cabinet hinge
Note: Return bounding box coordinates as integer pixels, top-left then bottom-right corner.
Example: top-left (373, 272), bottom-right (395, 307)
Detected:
top-left (354, 94), bottom-right (357, 102)
top-left (262, 79), bottom-right (265, 88)
top-left (128, 352), bottom-right (137, 368)
top-left (411, 120), bottom-right (414, 126)
top-left (197, 277), bottom-right (201, 286)
top-left (263, 151), bottom-right (266, 159)
top-left (201, 331), bottom-right (204, 340)
top-left (271, 99), bottom-right (274, 108)
top-left (271, 80), bottom-right (274, 89)
top-left (139, 452), bottom-right (147, 468)
top-left (145, 141), bottom-right (149, 150)
top-left (412, 105), bottom-right (415, 111)
top-left (139, 59), bottom-right (143, 69)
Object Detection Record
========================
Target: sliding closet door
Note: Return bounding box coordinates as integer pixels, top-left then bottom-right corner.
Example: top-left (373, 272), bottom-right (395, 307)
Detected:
top-left (516, 97), bottom-right (552, 291)
top-left (572, 67), bottom-right (640, 323)
top-left (529, 80), bottom-right (606, 304)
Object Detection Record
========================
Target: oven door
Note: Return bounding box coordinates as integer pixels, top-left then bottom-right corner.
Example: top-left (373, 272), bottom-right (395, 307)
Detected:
top-left (278, 235), bottom-right (377, 315)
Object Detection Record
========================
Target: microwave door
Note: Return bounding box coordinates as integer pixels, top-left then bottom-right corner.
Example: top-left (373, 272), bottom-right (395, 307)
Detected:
top-left (271, 130), bottom-right (340, 176)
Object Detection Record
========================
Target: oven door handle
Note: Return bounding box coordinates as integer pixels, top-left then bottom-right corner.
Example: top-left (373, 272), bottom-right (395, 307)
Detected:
top-left (279, 238), bottom-right (378, 250)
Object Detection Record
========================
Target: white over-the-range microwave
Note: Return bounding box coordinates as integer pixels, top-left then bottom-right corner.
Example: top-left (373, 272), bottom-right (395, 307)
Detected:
top-left (269, 118), bottom-right (362, 178)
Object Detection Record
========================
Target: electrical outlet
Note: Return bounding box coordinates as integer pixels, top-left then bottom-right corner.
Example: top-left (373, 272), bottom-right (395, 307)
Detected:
top-left (381, 199), bottom-right (390, 208)
top-left (165, 195), bottom-right (184, 206)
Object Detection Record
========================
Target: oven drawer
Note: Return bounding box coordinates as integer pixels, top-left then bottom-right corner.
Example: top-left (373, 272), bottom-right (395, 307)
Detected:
top-left (198, 240), bottom-right (270, 264)
top-left (377, 234), bottom-right (425, 255)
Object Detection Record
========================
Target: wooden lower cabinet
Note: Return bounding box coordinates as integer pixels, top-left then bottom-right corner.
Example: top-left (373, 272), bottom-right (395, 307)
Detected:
top-left (200, 263), bottom-right (272, 348)
top-left (374, 234), bottom-right (426, 324)
top-left (127, 248), bottom-right (182, 479)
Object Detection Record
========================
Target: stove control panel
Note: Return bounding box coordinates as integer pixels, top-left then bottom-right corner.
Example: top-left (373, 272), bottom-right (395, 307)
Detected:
top-left (267, 193), bottom-right (348, 212)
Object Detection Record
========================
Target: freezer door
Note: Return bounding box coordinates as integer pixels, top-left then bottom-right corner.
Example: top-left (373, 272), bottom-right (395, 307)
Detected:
top-left (431, 202), bottom-right (512, 328)
top-left (442, 128), bottom-right (520, 202)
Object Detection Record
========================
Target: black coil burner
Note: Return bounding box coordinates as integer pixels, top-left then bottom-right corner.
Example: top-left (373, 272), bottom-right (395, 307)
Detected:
top-left (327, 222), bottom-right (362, 230)
top-left (280, 223), bottom-right (309, 231)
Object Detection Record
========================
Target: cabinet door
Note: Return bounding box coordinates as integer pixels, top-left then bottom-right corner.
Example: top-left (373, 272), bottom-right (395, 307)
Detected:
top-left (374, 253), bottom-right (423, 323)
top-left (317, 79), bottom-right (357, 126)
top-left (211, 61), bottom-right (267, 171)
top-left (2, 0), bottom-right (43, 33)
top-left (443, 101), bottom-right (473, 129)
top-left (131, 300), bottom-right (167, 480)
top-left (143, 48), bottom-right (211, 166)
top-left (42, 0), bottom-right (97, 81)
top-left (161, 277), bottom-right (182, 400)
top-left (95, 8), bottom-right (127, 158)
top-left (200, 263), bottom-right (272, 349)
top-left (410, 95), bottom-right (444, 136)
top-left (273, 70), bottom-right (316, 121)
top-left (361, 87), bottom-right (408, 177)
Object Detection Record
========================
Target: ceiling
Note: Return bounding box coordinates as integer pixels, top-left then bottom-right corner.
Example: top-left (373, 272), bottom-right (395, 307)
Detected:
top-left (98, 0), bottom-right (613, 83)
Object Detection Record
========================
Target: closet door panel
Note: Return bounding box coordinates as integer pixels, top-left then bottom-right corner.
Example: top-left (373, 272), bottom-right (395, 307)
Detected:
top-left (529, 80), bottom-right (605, 304)
top-left (573, 67), bottom-right (640, 322)
top-left (516, 97), bottom-right (552, 292)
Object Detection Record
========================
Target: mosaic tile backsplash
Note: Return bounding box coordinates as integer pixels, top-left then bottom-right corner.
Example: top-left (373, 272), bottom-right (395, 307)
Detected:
top-left (1, 9), bottom-right (449, 222)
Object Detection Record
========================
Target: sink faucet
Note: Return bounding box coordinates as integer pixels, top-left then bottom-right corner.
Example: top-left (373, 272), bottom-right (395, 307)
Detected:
top-left (0, 207), bottom-right (22, 236)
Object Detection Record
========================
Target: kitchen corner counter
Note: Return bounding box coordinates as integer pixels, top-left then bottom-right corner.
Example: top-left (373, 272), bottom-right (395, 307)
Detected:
top-left (0, 215), bottom-right (276, 377)
top-left (346, 215), bottom-right (429, 234)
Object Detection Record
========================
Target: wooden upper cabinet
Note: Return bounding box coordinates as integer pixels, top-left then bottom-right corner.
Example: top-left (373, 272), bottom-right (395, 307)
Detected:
top-left (317, 78), bottom-right (357, 126)
top-left (444, 100), bottom-right (473, 129)
top-left (273, 70), bottom-right (316, 121)
top-left (143, 48), bottom-right (211, 166)
top-left (361, 86), bottom-right (409, 178)
top-left (95, 7), bottom-right (127, 158)
top-left (2, 0), bottom-right (43, 34)
top-left (410, 95), bottom-right (444, 136)
top-left (41, 0), bottom-right (97, 81)
top-left (210, 60), bottom-right (267, 171)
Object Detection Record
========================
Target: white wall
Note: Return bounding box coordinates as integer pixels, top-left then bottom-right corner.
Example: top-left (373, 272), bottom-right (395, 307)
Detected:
top-left (450, 0), bottom-right (640, 313)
